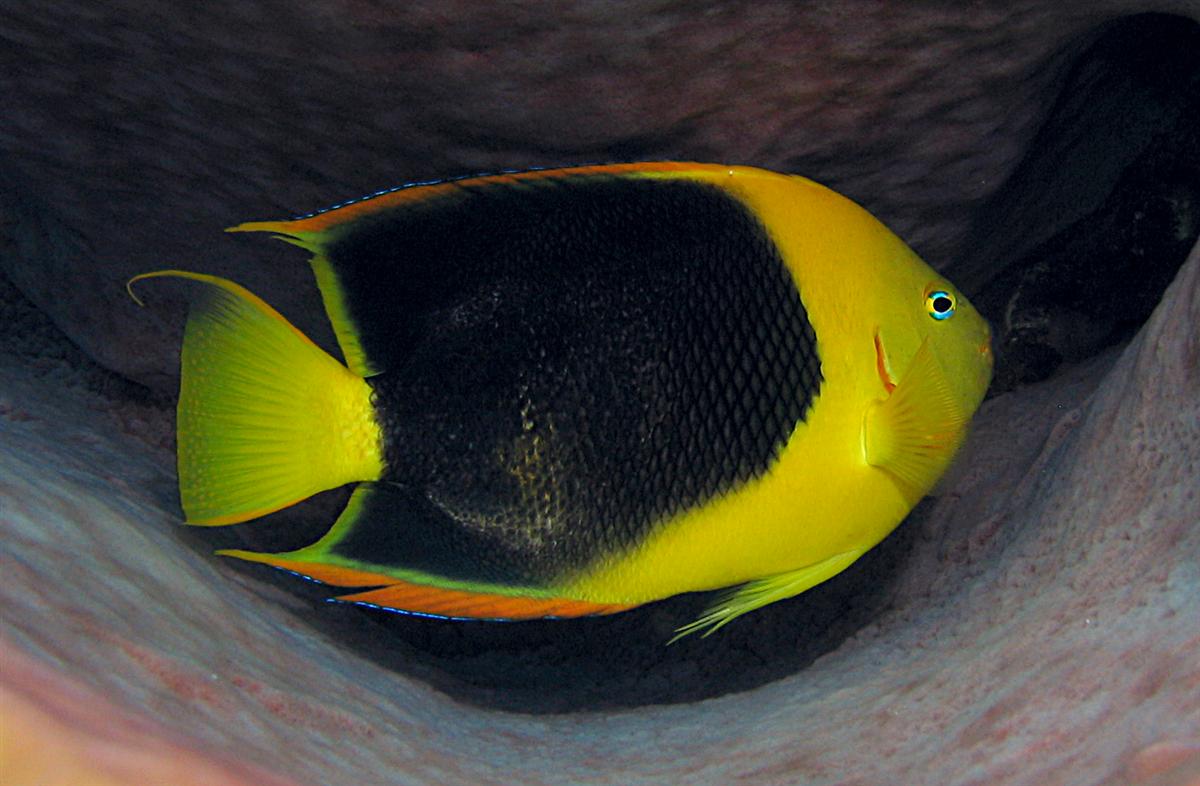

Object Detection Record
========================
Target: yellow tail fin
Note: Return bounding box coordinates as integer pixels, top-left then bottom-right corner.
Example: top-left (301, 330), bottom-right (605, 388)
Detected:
top-left (129, 271), bottom-right (384, 525)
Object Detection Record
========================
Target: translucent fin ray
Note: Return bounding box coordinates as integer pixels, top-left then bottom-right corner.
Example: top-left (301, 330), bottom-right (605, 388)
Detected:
top-left (863, 338), bottom-right (967, 495)
top-left (127, 270), bottom-right (383, 525)
top-left (670, 549), bottom-right (863, 643)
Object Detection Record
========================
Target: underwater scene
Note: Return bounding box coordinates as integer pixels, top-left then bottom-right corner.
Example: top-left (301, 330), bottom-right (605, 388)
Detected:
top-left (2, 6), bottom-right (1198, 786)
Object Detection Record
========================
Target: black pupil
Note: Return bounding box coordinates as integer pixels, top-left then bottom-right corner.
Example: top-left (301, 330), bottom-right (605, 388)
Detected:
top-left (933, 295), bottom-right (952, 313)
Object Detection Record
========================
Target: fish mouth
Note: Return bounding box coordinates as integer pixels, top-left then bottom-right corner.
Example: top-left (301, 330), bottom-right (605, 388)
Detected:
top-left (873, 330), bottom-right (898, 394)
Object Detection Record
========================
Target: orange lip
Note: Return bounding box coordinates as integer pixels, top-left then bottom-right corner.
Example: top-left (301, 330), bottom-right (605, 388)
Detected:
top-left (874, 331), bottom-right (897, 394)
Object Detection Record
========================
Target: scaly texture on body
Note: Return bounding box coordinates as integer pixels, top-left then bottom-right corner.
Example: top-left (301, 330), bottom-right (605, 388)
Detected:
top-left (132, 163), bottom-right (992, 637)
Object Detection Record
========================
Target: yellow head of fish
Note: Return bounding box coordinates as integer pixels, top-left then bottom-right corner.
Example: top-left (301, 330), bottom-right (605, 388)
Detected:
top-left (733, 170), bottom-right (993, 495)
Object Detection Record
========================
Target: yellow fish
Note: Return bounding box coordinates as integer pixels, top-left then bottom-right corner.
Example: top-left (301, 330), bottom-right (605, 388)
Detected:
top-left (131, 163), bottom-right (993, 639)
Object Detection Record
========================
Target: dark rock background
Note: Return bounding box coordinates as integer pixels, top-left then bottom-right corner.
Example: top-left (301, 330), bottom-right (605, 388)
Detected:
top-left (2, 3), bottom-right (1198, 785)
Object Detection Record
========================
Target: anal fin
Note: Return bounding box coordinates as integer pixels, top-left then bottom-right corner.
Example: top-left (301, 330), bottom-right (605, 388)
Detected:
top-left (219, 547), bottom-right (633, 621)
top-left (337, 583), bottom-right (635, 621)
top-left (215, 549), bottom-right (399, 588)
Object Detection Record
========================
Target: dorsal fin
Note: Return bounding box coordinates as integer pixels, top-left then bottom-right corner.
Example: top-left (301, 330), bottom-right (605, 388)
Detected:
top-left (222, 225), bottom-right (377, 377)
top-left (224, 163), bottom-right (722, 378)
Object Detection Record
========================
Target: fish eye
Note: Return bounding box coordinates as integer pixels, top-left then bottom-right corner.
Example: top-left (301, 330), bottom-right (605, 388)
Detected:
top-left (926, 290), bottom-right (956, 321)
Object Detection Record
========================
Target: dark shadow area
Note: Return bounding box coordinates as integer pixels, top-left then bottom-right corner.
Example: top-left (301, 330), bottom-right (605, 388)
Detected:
top-left (184, 495), bottom-right (919, 714)
top-left (961, 13), bottom-right (1200, 394)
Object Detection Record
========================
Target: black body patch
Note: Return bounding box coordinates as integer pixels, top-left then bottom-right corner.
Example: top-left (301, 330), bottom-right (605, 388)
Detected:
top-left (324, 175), bottom-right (822, 585)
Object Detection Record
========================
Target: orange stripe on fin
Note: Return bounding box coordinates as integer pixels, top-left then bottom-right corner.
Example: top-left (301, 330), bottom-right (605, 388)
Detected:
top-left (874, 330), bottom-right (897, 394)
top-left (216, 550), bottom-right (399, 588)
top-left (217, 549), bottom-right (636, 620)
top-left (225, 162), bottom-right (721, 236)
top-left (337, 583), bottom-right (637, 621)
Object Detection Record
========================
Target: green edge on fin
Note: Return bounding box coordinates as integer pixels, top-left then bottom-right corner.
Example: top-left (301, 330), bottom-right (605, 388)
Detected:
top-left (226, 222), bottom-right (378, 378)
top-left (218, 484), bottom-right (562, 601)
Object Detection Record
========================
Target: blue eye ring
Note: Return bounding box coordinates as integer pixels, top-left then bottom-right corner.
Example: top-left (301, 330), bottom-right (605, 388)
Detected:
top-left (926, 290), bottom-right (956, 321)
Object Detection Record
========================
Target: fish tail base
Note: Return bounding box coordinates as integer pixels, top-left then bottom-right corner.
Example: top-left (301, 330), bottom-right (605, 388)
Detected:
top-left (130, 270), bottom-right (384, 525)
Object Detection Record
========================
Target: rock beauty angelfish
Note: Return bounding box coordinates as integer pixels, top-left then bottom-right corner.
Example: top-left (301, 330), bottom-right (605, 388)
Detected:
top-left (130, 162), bottom-right (993, 640)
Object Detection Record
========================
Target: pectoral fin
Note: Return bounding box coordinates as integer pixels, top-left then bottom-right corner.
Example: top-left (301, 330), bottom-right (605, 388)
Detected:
top-left (863, 338), bottom-right (967, 495)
